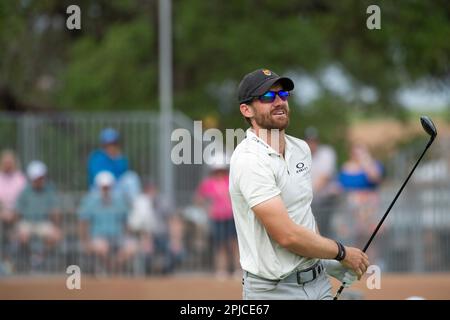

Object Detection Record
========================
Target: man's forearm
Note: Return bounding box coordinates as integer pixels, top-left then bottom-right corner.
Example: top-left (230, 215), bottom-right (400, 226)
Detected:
top-left (252, 196), bottom-right (341, 261)
top-left (282, 224), bottom-right (338, 259)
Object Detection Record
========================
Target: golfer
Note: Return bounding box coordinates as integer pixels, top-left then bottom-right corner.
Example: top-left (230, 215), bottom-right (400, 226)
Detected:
top-left (229, 68), bottom-right (370, 300)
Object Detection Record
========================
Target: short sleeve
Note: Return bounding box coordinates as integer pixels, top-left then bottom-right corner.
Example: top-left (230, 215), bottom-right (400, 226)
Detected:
top-left (233, 153), bottom-right (281, 208)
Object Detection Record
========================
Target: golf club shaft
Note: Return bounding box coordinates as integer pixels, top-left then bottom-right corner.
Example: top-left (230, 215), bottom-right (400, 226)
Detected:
top-left (334, 138), bottom-right (434, 300)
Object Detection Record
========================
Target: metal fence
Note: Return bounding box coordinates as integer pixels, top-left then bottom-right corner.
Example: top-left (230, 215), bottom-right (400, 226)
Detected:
top-left (0, 111), bottom-right (449, 278)
top-left (379, 136), bottom-right (450, 273)
top-left (325, 135), bottom-right (450, 273)
top-left (0, 111), bottom-right (207, 203)
top-left (0, 111), bottom-right (209, 276)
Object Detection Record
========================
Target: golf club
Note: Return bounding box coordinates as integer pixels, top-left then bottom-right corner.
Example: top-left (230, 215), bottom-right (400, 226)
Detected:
top-left (334, 116), bottom-right (437, 300)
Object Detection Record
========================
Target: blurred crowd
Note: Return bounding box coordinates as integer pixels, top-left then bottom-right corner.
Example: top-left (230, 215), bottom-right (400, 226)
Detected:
top-left (0, 128), bottom-right (187, 276)
top-left (0, 126), bottom-right (389, 277)
top-left (304, 127), bottom-right (386, 268)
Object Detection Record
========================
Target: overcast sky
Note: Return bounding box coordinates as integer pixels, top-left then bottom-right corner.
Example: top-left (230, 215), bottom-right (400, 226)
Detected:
top-left (289, 65), bottom-right (450, 112)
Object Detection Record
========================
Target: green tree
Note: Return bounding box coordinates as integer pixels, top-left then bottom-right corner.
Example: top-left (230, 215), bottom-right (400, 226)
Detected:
top-left (1, 0), bottom-right (448, 125)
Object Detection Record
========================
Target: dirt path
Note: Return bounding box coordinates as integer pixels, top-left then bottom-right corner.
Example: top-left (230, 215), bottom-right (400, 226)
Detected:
top-left (0, 273), bottom-right (449, 300)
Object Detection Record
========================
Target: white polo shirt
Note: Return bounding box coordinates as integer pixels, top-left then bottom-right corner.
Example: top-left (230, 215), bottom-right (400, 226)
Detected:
top-left (229, 128), bottom-right (318, 280)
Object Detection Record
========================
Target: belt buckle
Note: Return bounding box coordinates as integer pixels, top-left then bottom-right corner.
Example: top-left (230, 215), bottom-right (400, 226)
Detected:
top-left (296, 270), bottom-right (314, 285)
top-left (296, 271), bottom-right (303, 285)
top-left (296, 262), bottom-right (320, 285)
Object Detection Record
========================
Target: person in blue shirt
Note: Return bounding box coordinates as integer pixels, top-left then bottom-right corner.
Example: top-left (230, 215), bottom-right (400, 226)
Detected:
top-left (338, 142), bottom-right (384, 191)
top-left (14, 160), bottom-right (62, 271)
top-left (336, 141), bottom-right (385, 266)
top-left (87, 128), bottom-right (129, 188)
top-left (78, 171), bottom-right (137, 273)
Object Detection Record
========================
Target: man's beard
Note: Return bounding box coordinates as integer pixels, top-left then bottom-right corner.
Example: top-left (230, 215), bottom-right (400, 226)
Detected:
top-left (253, 108), bottom-right (290, 130)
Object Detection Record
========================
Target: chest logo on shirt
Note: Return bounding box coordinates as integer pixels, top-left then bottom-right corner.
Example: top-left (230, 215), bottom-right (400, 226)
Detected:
top-left (295, 162), bottom-right (308, 173)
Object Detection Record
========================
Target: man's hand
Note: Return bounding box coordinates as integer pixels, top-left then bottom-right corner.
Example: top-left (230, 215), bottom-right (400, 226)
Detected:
top-left (323, 260), bottom-right (358, 287)
top-left (341, 246), bottom-right (370, 278)
top-left (342, 271), bottom-right (358, 287)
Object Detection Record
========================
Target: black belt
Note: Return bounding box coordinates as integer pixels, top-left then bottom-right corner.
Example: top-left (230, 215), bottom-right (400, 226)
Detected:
top-left (245, 261), bottom-right (324, 285)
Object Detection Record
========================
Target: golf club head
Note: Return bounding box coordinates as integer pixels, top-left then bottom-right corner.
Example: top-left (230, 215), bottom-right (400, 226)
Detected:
top-left (420, 116), bottom-right (437, 142)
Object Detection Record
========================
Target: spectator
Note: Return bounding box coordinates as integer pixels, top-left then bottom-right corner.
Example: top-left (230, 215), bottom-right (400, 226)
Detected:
top-left (195, 153), bottom-right (239, 279)
top-left (304, 127), bottom-right (339, 237)
top-left (0, 150), bottom-right (26, 225)
top-left (180, 204), bottom-right (210, 268)
top-left (0, 150), bottom-right (26, 272)
top-left (87, 128), bottom-right (129, 188)
top-left (335, 141), bottom-right (385, 265)
top-left (117, 170), bottom-right (142, 205)
top-left (128, 179), bottom-right (184, 275)
top-left (338, 142), bottom-right (383, 192)
top-left (14, 160), bottom-right (62, 270)
top-left (78, 171), bottom-right (136, 274)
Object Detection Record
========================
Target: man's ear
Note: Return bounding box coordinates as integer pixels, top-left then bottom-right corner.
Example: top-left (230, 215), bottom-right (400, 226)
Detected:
top-left (240, 103), bottom-right (254, 118)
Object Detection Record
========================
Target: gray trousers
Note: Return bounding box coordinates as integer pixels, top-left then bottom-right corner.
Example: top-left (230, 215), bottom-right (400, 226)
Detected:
top-left (243, 270), bottom-right (333, 300)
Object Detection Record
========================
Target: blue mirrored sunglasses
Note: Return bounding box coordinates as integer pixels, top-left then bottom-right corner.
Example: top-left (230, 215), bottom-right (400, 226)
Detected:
top-left (257, 90), bottom-right (290, 103)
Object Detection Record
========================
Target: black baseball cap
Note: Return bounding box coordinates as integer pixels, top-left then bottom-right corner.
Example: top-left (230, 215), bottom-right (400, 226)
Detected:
top-left (238, 68), bottom-right (294, 104)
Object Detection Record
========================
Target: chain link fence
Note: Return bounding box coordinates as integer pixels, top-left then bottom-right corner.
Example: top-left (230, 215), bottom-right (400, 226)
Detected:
top-left (0, 112), bottom-right (449, 277)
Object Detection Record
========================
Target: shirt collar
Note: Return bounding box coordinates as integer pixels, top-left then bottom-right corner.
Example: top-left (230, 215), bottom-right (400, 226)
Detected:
top-left (284, 136), bottom-right (294, 163)
top-left (246, 128), bottom-right (282, 156)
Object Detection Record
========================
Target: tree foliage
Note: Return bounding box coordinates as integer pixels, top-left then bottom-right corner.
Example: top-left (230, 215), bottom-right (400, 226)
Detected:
top-left (1, 0), bottom-right (449, 137)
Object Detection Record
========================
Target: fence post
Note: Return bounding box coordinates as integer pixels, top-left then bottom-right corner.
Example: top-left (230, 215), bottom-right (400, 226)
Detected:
top-left (158, 0), bottom-right (174, 206)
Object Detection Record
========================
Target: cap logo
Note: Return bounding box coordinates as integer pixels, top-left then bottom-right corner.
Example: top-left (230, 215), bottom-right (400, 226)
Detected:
top-left (262, 69), bottom-right (272, 76)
